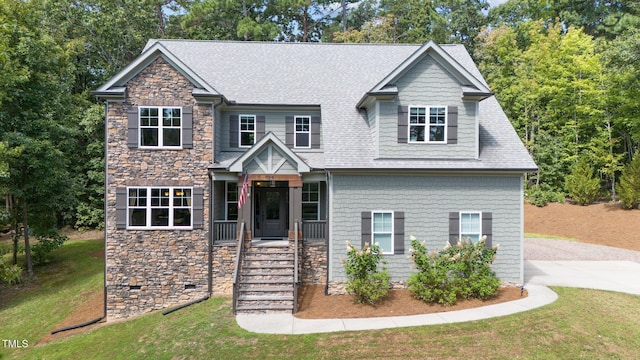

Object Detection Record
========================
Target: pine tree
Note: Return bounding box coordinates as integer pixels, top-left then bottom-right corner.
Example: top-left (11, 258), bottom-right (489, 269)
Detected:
top-left (618, 154), bottom-right (640, 209)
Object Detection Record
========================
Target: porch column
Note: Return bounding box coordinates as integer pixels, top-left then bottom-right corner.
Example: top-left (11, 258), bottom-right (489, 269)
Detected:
top-left (238, 176), bottom-right (252, 239)
top-left (288, 177), bottom-right (302, 239)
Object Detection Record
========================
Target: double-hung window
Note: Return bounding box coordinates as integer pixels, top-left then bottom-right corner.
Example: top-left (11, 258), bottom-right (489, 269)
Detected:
top-left (226, 182), bottom-right (238, 220)
top-left (460, 212), bottom-right (481, 242)
top-left (139, 107), bottom-right (182, 148)
top-left (295, 116), bottom-right (311, 148)
top-left (302, 183), bottom-right (319, 220)
top-left (372, 211), bottom-right (393, 254)
top-left (239, 115), bottom-right (256, 147)
top-left (127, 187), bottom-right (192, 228)
top-left (409, 106), bottom-right (446, 143)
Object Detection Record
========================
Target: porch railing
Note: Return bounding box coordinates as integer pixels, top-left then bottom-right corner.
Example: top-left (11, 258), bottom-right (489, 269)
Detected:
top-left (232, 221), bottom-right (245, 314)
top-left (214, 220), bottom-right (237, 242)
top-left (302, 220), bottom-right (326, 242)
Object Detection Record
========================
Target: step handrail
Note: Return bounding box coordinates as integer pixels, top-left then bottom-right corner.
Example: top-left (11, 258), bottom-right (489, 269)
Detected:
top-left (232, 221), bottom-right (245, 314)
top-left (293, 221), bottom-right (299, 314)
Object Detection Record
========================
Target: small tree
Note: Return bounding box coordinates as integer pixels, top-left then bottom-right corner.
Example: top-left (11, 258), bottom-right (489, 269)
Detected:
top-left (565, 157), bottom-right (601, 205)
top-left (618, 154), bottom-right (640, 209)
top-left (343, 241), bottom-right (390, 305)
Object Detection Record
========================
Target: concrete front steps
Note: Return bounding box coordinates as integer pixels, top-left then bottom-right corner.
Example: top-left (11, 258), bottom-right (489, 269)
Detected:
top-left (236, 242), bottom-right (297, 314)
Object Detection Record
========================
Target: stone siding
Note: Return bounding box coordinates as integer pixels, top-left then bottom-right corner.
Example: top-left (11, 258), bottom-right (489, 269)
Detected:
top-left (105, 57), bottom-right (213, 319)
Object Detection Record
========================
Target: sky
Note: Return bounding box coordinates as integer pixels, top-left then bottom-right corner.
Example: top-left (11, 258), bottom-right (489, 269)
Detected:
top-left (488, 0), bottom-right (509, 8)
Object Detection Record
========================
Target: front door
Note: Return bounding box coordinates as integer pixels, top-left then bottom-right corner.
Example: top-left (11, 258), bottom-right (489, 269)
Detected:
top-left (254, 187), bottom-right (288, 238)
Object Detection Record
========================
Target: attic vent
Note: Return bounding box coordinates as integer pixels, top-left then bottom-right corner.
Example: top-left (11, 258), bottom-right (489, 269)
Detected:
top-left (129, 285), bottom-right (141, 290)
top-left (184, 284), bottom-right (196, 290)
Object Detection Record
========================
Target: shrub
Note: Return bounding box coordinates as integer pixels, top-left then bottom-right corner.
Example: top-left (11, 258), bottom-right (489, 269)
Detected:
top-left (525, 185), bottom-right (565, 207)
top-left (618, 154), bottom-right (640, 209)
top-left (0, 257), bottom-right (22, 286)
top-left (31, 231), bottom-right (67, 265)
top-left (565, 157), bottom-right (601, 206)
top-left (407, 236), bottom-right (500, 305)
top-left (343, 241), bottom-right (390, 305)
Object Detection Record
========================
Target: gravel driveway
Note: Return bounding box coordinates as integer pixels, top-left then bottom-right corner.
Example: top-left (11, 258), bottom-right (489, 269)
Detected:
top-left (525, 238), bottom-right (640, 262)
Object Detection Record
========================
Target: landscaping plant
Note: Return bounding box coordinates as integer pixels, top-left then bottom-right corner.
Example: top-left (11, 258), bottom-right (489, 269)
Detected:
top-left (343, 241), bottom-right (390, 305)
top-left (565, 157), bottom-right (601, 206)
top-left (618, 153), bottom-right (640, 209)
top-left (407, 236), bottom-right (500, 305)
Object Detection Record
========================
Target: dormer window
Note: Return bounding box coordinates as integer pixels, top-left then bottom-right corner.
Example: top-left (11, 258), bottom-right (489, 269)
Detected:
top-left (409, 106), bottom-right (446, 143)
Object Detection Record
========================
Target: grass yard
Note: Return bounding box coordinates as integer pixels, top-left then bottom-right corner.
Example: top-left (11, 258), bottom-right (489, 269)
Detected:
top-left (2, 239), bottom-right (640, 359)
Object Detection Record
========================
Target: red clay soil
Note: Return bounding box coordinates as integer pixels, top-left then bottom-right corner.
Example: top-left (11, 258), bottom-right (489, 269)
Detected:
top-left (39, 202), bottom-right (639, 341)
top-left (524, 202), bottom-right (640, 251)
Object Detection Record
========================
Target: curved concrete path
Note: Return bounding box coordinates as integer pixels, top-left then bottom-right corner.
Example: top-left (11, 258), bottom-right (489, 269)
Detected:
top-left (236, 260), bottom-right (640, 334)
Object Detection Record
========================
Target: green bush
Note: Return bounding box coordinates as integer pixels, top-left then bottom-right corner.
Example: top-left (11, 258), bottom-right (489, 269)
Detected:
top-left (618, 154), bottom-right (640, 209)
top-left (565, 157), bottom-right (601, 206)
top-left (407, 236), bottom-right (500, 306)
top-left (31, 231), bottom-right (67, 265)
top-left (343, 241), bottom-right (390, 304)
top-left (525, 185), bottom-right (565, 207)
top-left (0, 257), bottom-right (22, 286)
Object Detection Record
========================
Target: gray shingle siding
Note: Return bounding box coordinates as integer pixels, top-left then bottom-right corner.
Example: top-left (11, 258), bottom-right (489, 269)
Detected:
top-left (330, 173), bottom-right (523, 283)
top-left (377, 55), bottom-right (477, 159)
top-left (220, 109), bottom-right (322, 152)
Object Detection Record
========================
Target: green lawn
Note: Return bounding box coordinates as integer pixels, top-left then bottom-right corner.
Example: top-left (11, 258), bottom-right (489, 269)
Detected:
top-left (2, 240), bottom-right (639, 359)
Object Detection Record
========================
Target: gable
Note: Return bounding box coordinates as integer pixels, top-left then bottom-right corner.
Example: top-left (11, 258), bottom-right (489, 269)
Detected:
top-left (228, 132), bottom-right (311, 174)
top-left (395, 54), bottom-right (462, 104)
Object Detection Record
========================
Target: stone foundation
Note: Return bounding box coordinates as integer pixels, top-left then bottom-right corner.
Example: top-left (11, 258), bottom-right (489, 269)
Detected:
top-left (211, 243), bottom-right (238, 295)
top-left (300, 241), bottom-right (327, 285)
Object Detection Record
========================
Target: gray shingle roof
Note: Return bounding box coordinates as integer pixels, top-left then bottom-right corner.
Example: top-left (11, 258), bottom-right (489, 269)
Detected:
top-left (132, 40), bottom-right (536, 172)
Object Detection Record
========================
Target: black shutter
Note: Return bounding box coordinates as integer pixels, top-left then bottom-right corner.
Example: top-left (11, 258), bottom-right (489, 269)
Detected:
top-left (361, 211), bottom-right (371, 248)
top-left (127, 107), bottom-right (139, 148)
top-left (285, 116), bottom-right (294, 147)
top-left (116, 188), bottom-right (127, 229)
top-left (394, 211), bottom-right (404, 254)
top-left (398, 106), bottom-right (408, 143)
top-left (482, 212), bottom-right (493, 248)
top-left (447, 106), bottom-right (458, 144)
top-left (256, 115), bottom-right (266, 142)
top-left (182, 106), bottom-right (193, 149)
top-left (192, 188), bottom-right (204, 229)
top-left (229, 115), bottom-right (239, 148)
top-left (448, 212), bottom-right (459, 246)
top-left (311, 116), bottom-right (321, 149)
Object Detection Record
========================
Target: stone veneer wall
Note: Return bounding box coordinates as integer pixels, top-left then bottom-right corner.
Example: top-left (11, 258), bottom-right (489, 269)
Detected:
top-left (300, 241), bottom-right (327, 285)
top-left (105, 57), bottom-right (213, 319)
top-left (211, 244), bottom-right (237, 295)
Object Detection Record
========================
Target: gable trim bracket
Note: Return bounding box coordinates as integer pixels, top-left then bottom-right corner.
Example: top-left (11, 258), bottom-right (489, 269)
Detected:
top-left (228, 132), bottom-right (311, 174)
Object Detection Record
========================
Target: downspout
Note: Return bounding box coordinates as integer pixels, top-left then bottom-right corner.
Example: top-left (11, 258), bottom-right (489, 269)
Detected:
top-left (207, 170), bottom-right (213, 296)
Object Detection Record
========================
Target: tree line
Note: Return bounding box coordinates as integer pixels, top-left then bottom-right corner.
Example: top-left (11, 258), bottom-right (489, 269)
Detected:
top-left (1, 0), bottom-right (639, 277)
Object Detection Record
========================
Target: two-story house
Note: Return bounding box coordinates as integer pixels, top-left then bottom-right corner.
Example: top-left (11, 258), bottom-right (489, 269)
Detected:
top-left (94, 40), bottom-right (537, 319)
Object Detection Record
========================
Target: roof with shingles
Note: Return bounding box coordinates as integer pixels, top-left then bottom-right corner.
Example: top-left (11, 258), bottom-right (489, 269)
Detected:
top-left (102, 40), bottom-right (536, 172)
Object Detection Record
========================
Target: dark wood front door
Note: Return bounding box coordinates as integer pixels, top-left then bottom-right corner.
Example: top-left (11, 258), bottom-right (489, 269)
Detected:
top-left (254, 187), bottom-right (288, 238)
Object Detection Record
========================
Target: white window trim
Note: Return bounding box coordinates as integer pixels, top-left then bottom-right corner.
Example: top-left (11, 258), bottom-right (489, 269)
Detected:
top-left (371, 210), bottom-right (394, 254)
top-left (459, 211), bottom-right (482, 242)
top-left (126, 186), bottom-right (193, 230)
top-left (225, 181), bottom-right (238, 220)
top-left (294, 115), bottom-right (311, 149)
top-left (407, 105), bottom-right (447, 144)
top-left (302, 182), bottom-right (320, 221)
top-left (239, 114), bottom-right (256, 148)
top-left (139, 106), bottom-right (183, 149)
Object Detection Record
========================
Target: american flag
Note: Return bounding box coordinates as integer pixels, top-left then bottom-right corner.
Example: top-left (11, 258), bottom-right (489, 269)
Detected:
top-left (237, 174), bottom-right (249, 209)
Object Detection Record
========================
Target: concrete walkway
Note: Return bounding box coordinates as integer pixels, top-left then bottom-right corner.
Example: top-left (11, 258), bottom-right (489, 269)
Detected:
top-left (236, 260), bottom-right (640, 334)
